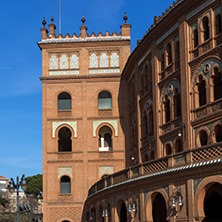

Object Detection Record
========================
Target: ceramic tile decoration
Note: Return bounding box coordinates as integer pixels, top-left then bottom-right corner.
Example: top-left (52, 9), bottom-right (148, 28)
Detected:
top-left (60, 55), bottom-right (68, 69)
top-left (100, 53), bottom-right (108, 67)
top-left (70, 54), bottom-right (79, 69)
top-left (50, 55), bottom-right (58, 69)
top-left (90, 53), bottom-right (98, 68)
top-left (111, 52), bottom-right (119, 67)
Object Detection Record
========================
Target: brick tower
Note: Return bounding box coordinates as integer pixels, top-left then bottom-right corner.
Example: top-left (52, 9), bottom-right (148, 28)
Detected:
top-left (38, 15), bottom-right (131, 222)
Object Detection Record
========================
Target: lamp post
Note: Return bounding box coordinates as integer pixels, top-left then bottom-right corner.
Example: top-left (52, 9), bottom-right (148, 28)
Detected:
top-left (7, 174), bottom-right (28, 222)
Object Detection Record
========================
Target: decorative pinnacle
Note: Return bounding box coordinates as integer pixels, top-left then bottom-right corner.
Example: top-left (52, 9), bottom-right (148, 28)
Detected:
top-left (123, 12), bottom-right (128, 24)
top-left (42, 17), bottom-right (46, 27)
top-left (51, 16), bottom-right (54, 24)
top-left (81, 14), bottom-right (86, 25)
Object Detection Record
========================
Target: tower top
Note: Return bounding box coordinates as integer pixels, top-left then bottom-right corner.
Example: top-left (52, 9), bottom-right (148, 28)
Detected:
top-left (39, 14), bottom-right (131, 42)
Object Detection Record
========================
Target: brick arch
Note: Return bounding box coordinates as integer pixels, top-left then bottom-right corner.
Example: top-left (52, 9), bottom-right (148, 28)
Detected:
top-left (164, 141), bottom-right (173, 156)
top-left (144, 188), bottom-right (169, 222)
top-left (57, 218), bottom-right (74, 222)
top-left (114, 195), bottom-right (129, 222)
top-left (93, 120), bottom-right (117, 137)
top-left (194, 175), bottom-right (222, 220)
top-left (53, 121), bottom-right (77, 138)
top-left (210, 120), bottom-right (222, 144)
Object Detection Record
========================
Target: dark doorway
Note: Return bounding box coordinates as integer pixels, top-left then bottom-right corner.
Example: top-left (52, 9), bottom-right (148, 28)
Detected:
top-left (152, 193), bottom-right (167, 222)
top-left (203, 183), bottom-right (222, 221)
top-left (120, 202), bottom-right (127, 222)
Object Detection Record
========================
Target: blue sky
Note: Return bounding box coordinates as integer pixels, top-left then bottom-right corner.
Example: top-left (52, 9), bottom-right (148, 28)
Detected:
top-left (0, 0), bottom-right (174, 180)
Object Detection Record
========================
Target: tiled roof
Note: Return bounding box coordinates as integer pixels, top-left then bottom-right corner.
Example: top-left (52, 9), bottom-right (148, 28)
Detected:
top-left (38, 36), bottom-right (131, 44)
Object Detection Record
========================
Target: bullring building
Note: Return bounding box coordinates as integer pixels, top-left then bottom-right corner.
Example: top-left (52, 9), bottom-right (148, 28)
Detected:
top-left (38, 0), bottom-right (222, 221)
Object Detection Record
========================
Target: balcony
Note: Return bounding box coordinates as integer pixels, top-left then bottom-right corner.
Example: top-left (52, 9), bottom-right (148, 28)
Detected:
top-left (88, 142), bottom-right (222, 197)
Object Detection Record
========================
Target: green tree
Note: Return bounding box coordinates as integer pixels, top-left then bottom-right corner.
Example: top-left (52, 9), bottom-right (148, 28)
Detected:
top-left (25, 174), bottom-right (42, 198)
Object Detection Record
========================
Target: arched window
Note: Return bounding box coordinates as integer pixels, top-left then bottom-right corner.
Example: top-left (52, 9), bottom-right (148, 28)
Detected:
top-left (99, 126), bottom-right (112, 151)
top-left (199, 130), bottom-right (208, 146)
top-left (164, 95), bottom-right (171, 123)
top-left (166, 43), bottom-right (172, 65)
top-left (215, 14), bottom-right (222, 35)
top-left (193, 29), bottom-right (198, 48)
top-left (215, 125), bottom-right (222, 142)
top-left (161, 53), bottom-right (165, 71)
top-left (213, 68), bottom-right (222, 101)
top-left (58, 92), bottom-right (71, 110)
top-left (175, 139), bottom-right (183, 153)
top-left (120, 202), bottom-right (127, 222)
top-left (165, 144), bottom-right (172, 155)
top-left (198, 76), bottom-right (206, 107)
top-left (60, 176), bottom-right (71, 193)
top-left (173, 88), bottom-right (181, 118)
top-left (98, 91), bottom-right (112, 109)
top-left (58, 127), bottom-right (72, 152)
top-left (175, 41), bottom-right (180, 61)
top-left (203, 17), bottom-right (210, 41)
top-left (143, 154), bottom-right (149, 162)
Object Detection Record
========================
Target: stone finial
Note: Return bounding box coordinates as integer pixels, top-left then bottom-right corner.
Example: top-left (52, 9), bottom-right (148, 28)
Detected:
top-left (51, 16), bottom-right (54, 24)
top-left (123, 12), bottom-right (128, 24)
top-left (153, 16), bottom-right (158, 25)
top-left (81, 14), bottom-right (86, 26)
top-left (42, 17), bottom-right (46, 27)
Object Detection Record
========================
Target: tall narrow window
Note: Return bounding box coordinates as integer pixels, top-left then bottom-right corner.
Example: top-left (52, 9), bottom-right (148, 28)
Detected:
top-left (161, 53), bottom-right (165, 71)
top-left (164, 95), bottom-right (171, 123)
top-left (193, 29), bottom-right (198, 48)
top-left (173, 88), bottom-right (181, 118)
top-left (58, 127), bottom-right (72, 152)
top-left (60, 176), bottom-right (71, 193)
top-left (142, 112), bottom-right (148, 136)
top-left (166, 43), bottom-right (172, 65)
top-left (215, 14), bottom-right (222, 35)
top-left (175, 41), bottom-right (180, 61)
top-left (98, 91), bottom-right (112, 109)
top-left (149, 107), bottom-right (154, 134)
top-left (199, 130), bottom-right (208, 146)
top-left (203, 17), bottom-right (210, 41)
top-left (213, 68), bottom-right (222, 101)
top-left (198, 76), bottom-right (206, 107)
top-left (148, 59), bottom-right (152, 89)
top-left (215, 125), bottom-right (222, 142)
top-left (58, 92), bottom-right (71, 110)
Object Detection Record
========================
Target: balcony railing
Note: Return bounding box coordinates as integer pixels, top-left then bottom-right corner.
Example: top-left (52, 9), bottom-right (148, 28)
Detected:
top-left (88, 142), bottom-right (222, 197)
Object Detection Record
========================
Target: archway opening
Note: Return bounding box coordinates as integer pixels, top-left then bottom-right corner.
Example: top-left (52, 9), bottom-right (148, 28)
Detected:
top-left (98, 126), bottom-right (113, 151)
top-left (204, 183), bottom-right (222, 221)
top-left (152, 193), bottom-right (167, 222)
top-left (198, 76), bottom-right (206, 107)
top-left (165, 144), bottom-right (172, 155)
top-left (175, 139), bottom-right (183, 153)
top-left (213, 67), bottom-right (222, 101)
top-left (58, 127), bottom-right (72, 152)
top-left (120, 202), bottom-right (127, 222)
top-left (203, 16), bottom-right (210, 41)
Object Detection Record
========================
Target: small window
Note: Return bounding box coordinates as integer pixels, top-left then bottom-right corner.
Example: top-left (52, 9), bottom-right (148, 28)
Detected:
top-left (175, 41), bottom-right (180, 61)
top-left (60, 176), bottom-right (71, 194)
top-left (199, 130), bottom-right (208, 146)
top-left (213, 68), bottom-right (222, 101)
top-left (58, 92), bottom-right (71, 110)
top-left (99, 126), bottom-right (112, 151)
top-left (175, 139), bottom-right (183, 153)
top-left (198, 76), bottom-right (206, 107)
top-left (166, 43), bottom-right (172, 65)
top-left (203, 17), bottom-right (210, 41)
top-left (142, 111), bottom-right (148, 137)
top-left (174, 88), bottom-right (181, 118)
top-left (164, 95), bottom-right (171, 123)
top-left (215, 14), bottom-right (222, 35)
top-left (149, 107), bottom-right (154, 134)
top-left (58, 127), bottom-right (72, 152)
top-left (161, 53), bottom-right (165, 71)
top-left (165, 144), bottom-right (172, 155)
top-left (193, 29), bottom-right (198, 48)
top-left (98, 91), bottom-right (112, 109)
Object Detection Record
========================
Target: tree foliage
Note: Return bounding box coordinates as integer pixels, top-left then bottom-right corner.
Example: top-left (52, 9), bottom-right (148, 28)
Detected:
top-left (25, 174), bottom-right (42, 198)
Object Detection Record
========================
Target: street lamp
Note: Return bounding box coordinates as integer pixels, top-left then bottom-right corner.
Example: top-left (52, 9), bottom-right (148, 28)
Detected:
top-left (7, 174), bottom-right (28, 222)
